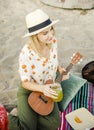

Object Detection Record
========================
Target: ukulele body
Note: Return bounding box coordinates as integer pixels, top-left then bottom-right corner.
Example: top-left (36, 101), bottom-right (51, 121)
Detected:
top-left (28, 92), bottom-right (54, 115)
top-left (28, 79), bottom-right (54, 115)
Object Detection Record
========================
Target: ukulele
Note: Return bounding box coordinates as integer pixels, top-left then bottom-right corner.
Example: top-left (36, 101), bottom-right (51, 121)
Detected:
top-left (28, 52), bottom-right (83, 115)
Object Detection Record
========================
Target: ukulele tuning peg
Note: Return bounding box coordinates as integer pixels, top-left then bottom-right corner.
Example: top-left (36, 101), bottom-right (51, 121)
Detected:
top-left (78, 62), bottom-right (81, 64)
top-left (73, 53), bottom-right (75, 56)
top-left (80, 59), bottom-right (83, 62)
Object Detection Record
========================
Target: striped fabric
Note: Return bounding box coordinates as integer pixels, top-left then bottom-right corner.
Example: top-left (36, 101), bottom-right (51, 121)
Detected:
top-left (58, 82), bottom-right (94, 130)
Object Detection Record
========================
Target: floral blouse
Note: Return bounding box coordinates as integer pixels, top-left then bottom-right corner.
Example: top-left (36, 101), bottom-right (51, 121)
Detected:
top-left (19, 37), bottom-right (58, 85)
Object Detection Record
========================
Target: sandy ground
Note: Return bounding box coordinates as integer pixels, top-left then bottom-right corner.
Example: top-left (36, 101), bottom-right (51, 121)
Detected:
top-left (0, 0), bottom-right (94, 105)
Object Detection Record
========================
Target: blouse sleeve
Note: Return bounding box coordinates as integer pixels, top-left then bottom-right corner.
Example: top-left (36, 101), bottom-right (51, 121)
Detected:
top-left (18, 45), bottom-right (34, 82)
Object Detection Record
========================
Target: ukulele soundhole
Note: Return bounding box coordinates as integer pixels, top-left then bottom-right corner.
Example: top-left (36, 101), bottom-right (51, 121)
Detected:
top-left (39, 95), bottom-right (48, 103)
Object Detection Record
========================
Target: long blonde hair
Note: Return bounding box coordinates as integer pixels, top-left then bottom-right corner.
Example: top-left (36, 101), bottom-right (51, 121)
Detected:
top-left (28, 35), bottom-right (41, 55)
top-left (27, 26), bottom-right (55, 56)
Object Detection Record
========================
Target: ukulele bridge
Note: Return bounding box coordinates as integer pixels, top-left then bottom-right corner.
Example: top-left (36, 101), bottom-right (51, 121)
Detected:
top-left (39, 95), bottom-right (48, 103)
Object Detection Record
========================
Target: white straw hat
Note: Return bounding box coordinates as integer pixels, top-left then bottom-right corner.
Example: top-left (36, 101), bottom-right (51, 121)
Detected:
top-left (23, 9), bottom-right (59, 37)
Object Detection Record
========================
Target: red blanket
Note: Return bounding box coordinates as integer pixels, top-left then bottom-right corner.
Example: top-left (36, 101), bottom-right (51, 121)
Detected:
top-left (0, 104), bottom-right (8, 130)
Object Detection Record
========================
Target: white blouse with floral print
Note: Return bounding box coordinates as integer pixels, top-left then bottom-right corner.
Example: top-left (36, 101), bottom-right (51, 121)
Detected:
top-left (19, 38), bottom-right (58, 85)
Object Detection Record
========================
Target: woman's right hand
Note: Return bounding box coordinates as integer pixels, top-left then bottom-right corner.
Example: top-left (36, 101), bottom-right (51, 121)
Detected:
top-left (42, 83), bottom-right (61, 100)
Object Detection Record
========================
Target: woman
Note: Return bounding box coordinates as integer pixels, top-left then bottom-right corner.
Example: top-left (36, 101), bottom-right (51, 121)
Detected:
top-left (8, 9), bottom-right (69, 130)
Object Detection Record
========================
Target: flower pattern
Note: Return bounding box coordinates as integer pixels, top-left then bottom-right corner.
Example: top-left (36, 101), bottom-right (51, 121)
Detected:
top-left (19, 37), bottom-right (58, 85)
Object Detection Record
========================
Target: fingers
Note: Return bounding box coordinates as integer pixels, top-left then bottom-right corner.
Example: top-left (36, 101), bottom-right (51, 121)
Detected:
top-left (62, 73), bottom-right (70, 81)
top-left (45, 85), bottom-right (58, 96)
top-left (43, 90), bottom-right (58, 99)
top-left (43, 84), bottom-right (58, 99)
top-left (58, 66), bottom-right (66, 74)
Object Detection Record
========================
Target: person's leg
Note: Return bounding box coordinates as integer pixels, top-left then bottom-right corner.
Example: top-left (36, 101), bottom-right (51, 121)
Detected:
top-left (37, 103), bottom-right (61, 130)
top-left (8, 114), bottom-right (23, 130)
top-left (8, 86), bottom-right (38, 130)
top-left (18, 86), bottom-right (38, 130)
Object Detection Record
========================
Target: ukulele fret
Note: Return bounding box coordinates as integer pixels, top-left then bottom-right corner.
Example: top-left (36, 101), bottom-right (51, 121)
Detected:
top-left (65, 63), bottom-right (73, 74)
top-left (39, 95), bottom-right (48, 103)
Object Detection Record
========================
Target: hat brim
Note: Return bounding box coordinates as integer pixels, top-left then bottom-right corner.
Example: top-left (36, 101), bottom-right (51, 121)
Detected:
top-left (23, 20), bottom-right (59, 38)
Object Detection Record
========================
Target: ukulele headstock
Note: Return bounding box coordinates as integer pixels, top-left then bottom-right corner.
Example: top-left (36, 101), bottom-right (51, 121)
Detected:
top-left (71, 52), bottom-right (83, 65)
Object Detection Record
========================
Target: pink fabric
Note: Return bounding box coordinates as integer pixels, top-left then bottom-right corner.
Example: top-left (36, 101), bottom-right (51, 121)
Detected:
top-left (0, 104), bottom-right (8, 130)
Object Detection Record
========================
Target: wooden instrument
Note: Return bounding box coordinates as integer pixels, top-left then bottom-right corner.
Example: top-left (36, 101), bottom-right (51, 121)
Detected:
top-left (28, 52), bottom-right (83, 115)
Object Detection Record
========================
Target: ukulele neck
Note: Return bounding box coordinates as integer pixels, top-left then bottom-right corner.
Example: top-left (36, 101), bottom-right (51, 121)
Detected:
top-left (65, 63), bottom-right (73, 74)
top-left (56, 63), bottom-right (73, 83)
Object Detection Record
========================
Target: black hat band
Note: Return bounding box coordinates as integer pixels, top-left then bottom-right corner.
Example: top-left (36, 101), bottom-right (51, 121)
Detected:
top-left (28, 19), bottom-right (52, 33)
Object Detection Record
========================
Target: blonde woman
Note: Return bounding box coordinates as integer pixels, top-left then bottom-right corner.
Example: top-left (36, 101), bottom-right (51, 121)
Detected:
top-left (8, 9), bottom-right (69, 130)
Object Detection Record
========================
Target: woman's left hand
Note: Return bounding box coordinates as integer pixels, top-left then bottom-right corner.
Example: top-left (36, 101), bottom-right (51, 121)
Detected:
top-left (62, 72), bottom-right (70, 81)
top-left (58, 66), bottom-right (70, 81)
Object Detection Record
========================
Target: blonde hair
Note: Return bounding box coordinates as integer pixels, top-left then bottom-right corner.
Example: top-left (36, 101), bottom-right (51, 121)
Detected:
top-left (27, 35), bottom-right (42, 56)
top-left (27, 26), bottom-right (55, 56)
